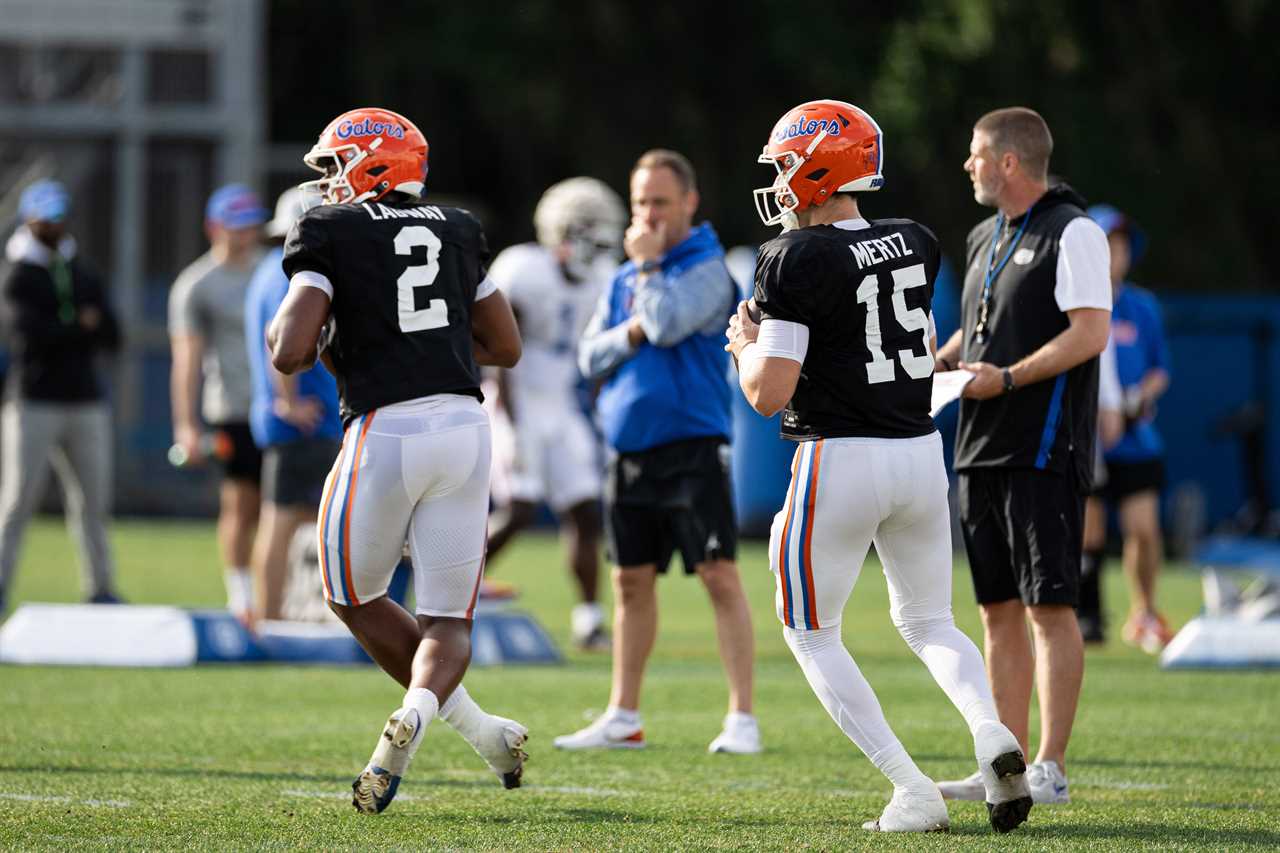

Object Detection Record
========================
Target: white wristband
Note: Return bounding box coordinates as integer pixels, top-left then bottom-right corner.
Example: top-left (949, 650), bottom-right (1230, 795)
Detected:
top-left (290, 269), bottom-right (333, 299)
top-left (754, 318), bottom-right (809, 363)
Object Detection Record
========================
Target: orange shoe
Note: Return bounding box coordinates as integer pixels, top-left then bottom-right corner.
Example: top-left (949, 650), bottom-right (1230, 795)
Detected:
top-left (1120, 614), bottom-right (1145, 647)
top-left (1146, 611), bottom-right (1176, 650)
top-left (478, 578), bottom-right (519, 602)
top-left (1122, 611), bottom-right (1174, 654)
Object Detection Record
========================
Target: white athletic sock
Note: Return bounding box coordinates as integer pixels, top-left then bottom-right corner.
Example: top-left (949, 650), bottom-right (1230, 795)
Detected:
top-left (893, 614), bottom-right (1001, 734)
top-left (439, 685), bottom-right (489, 745)
top-left (784, 625), bottom-right (934, 795)
top-left (571, 602), bottom-right (604, 636)
top-left (224, 568), bottom-right (252, 613)
top-left (399, 687), bottom-right (439, 759)
top-left (605, 706), bottom-right (640, 727)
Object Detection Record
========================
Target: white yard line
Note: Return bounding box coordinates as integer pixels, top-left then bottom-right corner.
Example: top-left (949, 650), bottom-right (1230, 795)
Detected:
top-left (283, 784), bottom-right (624, 800)
top-left (533, 785), bottom-right (620, 796)
top-left (0, 792), bottom-right (130, 807)
top-left (282, 788), bottom-right (357, 800)
top-left (1082, 781), bottom-right (1171, 791)
top-left (282, 788), bottom-right (422, 802)
top-left (825, 789), bottom-right (896, 798)
top-left (0, 793), bottom-right (70, 803)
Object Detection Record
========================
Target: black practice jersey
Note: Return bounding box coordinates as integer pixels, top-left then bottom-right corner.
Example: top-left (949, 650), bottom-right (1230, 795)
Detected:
top-left (282, 199), bottom-right (490, 422)
top-left (753, 219), bottom-right (941, 440)
top-left (954, 184), bottom-right (1100, 485)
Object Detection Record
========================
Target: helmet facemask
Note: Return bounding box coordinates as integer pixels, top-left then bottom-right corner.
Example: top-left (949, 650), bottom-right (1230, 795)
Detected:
top-left (753, 150), bottom-right (803, 230)
top-left (562, 219), bottom-right (622, 281)
top-left (535, 177), bottom-right (626, 279)
top-left (753, 129), bottom-right (830, 230)
top-left (302, 138), bottom-right (384, 205)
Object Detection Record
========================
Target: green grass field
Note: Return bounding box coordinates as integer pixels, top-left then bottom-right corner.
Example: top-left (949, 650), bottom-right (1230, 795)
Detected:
top-left (1, 517), bottom-right (1277, 850)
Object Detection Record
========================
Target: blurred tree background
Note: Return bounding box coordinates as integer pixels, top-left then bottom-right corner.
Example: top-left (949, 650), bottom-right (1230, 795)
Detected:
top-left (269, 0), bottom-right (1278, 290)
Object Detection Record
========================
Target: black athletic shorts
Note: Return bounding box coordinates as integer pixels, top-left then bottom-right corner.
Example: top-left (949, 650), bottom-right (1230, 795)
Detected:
top-left (1100, 458), bottom-right (1165, 503)
top-left (605, 436), bottom-right (737, 575)
top-left (210, 421), bottom-right (262, 484)
top-left (262, 437), bottom-right (341, 507)
top-left (958, 466), bottom-right (1085, 607)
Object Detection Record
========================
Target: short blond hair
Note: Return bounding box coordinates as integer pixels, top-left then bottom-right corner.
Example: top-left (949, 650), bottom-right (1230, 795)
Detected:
top-left (630, 149), bottom-right (697, 193)
top-left (975, 107), bottom-right (1053, 180)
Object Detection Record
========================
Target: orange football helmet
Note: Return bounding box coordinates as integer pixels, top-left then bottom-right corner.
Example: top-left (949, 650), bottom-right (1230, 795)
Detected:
top-left (754, 100), bottom-right (884, 228)
top-left (302, 107), bottom-right (429, 205)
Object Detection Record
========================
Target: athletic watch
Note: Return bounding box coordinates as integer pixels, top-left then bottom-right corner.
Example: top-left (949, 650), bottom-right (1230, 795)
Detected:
top-left (1002, 367), bottom-right (1016, 394)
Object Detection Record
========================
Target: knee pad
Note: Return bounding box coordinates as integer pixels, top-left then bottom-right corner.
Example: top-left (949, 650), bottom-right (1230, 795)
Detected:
top-left (783, 624), bottom-right (841, 659)
top-left (892, 614), bottom-right (955, 655)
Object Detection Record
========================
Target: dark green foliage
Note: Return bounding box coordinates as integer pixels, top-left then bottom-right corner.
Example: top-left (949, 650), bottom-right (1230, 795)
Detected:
top-left (269, 0), bottom-right (1277, 291)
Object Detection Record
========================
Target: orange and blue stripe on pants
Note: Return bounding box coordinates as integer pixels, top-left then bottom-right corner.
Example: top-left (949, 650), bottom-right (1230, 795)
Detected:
top-left (777, 439), bottom-right (823, 630)
top-left (317, 411), bottom-right (376, 607)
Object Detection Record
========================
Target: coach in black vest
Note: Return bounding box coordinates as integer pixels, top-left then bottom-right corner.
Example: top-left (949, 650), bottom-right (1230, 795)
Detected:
top-left (934, 108), bottom-right (1111, 806)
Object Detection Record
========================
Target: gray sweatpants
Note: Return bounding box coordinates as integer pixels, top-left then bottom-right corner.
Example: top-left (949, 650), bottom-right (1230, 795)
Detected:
top-left (0, 400), bottom-right (116, 599)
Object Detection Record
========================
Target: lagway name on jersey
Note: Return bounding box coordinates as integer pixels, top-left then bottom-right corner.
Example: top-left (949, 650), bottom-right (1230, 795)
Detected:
top-left (362, 202), bottom-right (448, 222)
top-left (848, 232), bottom-right (914, 270)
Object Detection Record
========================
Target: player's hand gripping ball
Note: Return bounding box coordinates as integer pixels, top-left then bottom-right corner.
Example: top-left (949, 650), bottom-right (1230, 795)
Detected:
top-left (725, 299), bottom-right (761, 360)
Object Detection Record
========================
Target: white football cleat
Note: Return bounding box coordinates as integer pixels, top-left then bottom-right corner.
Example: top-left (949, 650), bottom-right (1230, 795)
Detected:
top-left (553, 712), bottom-right (645, 750)
top-left (707, 712), bottom-right (762, 754)
top-left (975, 722), bottom-right (1033, 832)
top-left (936, 770), bottom-right (985, 801)
top-left (861, 788), bottom-right (950, 833)
top-left (573, 625), bottom-right (612, 652)
top-left (1027, 760), bottom-right (1070, 804)
top-left (470, 714), bottom-right (529, 789)
top-left (571, 603), bottom-right (610, 652)
top-left (352, 708), bottom-right (421, 815)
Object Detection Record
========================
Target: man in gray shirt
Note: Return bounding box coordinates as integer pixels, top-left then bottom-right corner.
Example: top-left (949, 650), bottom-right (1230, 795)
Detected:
top-left (168, 184), bottom-right (267, 619)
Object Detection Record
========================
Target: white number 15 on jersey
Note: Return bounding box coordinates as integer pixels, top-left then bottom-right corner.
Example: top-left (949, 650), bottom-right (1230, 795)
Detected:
top-left (855, 262), bottom-right (935, 384)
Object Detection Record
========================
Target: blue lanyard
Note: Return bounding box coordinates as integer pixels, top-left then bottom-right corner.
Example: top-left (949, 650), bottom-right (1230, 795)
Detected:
top-left (975, 208), bottom-right (1033, 341)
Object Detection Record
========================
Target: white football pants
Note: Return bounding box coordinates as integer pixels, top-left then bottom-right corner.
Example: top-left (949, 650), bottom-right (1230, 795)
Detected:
top-left (318, 394), bottom-right (491, 618)
top-left (770, 433), bottom-right (1001, 775)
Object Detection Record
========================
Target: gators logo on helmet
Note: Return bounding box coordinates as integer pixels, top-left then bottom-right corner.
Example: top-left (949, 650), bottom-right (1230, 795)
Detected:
top-left (302, 107), bottom-right (428, 205)
top-left (754, 100), bottom-right (884, 229)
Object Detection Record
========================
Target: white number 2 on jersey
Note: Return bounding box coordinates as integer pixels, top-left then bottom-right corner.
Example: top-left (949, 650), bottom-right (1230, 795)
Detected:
top-left (855, 263), bottom-right (935, 384)
top-left (394, 225), bottom-right (449, 332)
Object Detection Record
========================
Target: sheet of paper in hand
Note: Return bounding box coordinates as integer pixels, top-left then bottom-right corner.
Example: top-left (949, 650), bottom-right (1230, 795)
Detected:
top-left (930, 369), bottom-right (975, 417)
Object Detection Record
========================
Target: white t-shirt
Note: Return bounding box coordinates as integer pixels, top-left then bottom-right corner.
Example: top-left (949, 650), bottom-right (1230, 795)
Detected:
top-left (1098, 336), bottom-right (1122, 412)
top-left (1055, 217), bottom-right (1113, 313)
top-left (488, 243), bottom-right (610, 399)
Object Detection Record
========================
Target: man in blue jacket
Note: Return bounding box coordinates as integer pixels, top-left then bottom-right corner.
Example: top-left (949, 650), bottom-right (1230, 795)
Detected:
top-left (554, 150), bottom-right (760, 754)
top-left (244, 187), bottom-right (342, 622)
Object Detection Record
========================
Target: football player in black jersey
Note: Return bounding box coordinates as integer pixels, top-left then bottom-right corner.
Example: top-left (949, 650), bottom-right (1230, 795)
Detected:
top-left (267, 107), bottom-right (527, 815)
top-left (725, 100), bottom-right (1031, 834)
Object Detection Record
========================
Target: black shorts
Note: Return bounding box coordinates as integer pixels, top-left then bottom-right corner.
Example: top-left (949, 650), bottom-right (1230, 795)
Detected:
top-left (210, 422), bottom-right (262, 484)
top-left (1100, 458), bottom-right (1165, 503)
top-left (605, 436), bottom-right (737, 575)
top-left (262, 437), bottom-right (342, 507)
top-left (958, 466), bottom-right (1085, 607)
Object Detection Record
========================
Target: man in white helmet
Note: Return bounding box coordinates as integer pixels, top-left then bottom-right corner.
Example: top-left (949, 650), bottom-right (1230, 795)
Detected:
top-left (483, 177), bottom-right (625, 650)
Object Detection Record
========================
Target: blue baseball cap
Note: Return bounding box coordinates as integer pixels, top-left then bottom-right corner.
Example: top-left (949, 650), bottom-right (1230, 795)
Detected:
top-left (205, 183), bottom-right (268, 229)
top-left (1087, 204), bottom-right (1147, 266)
top-left (18, 180), bottom-right (70, 223)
